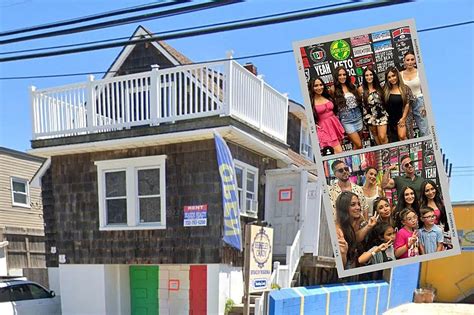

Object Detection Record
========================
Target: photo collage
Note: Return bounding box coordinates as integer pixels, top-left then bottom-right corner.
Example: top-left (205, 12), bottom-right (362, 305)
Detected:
top-left (293, 20), bottom-right (460, 277)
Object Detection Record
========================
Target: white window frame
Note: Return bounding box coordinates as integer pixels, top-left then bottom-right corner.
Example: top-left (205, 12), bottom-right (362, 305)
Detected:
top-left (95, 155), bottom-right (167, 231)
top-left (11, 177), bottom-right (30, 208)
top-left (234, 159), bottom-right (258, 218)
top-left (300, 124), bottom-right (313, 160)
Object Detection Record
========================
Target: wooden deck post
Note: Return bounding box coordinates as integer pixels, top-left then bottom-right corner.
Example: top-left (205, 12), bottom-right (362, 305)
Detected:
top-left (86, 75), bottom-right (95, 133)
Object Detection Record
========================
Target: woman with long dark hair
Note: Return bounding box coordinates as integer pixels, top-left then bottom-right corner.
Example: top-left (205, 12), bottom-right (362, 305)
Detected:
top-left (308, 77), bottom-right (345, 154)
top-left (330, 66), bottom-right (364, 149)
top-left (401, 51), bottom-right (429, 137)
top-left (335, 191), bottom-right (377, 269)
top-left (393, 186), bottom-right (420, 229)
top-left (358, 67), bottom-right (389, 144)
top-left (383, 66), bottom-right (415, 141)
top-left (419, 180), bottom-right (448, 231)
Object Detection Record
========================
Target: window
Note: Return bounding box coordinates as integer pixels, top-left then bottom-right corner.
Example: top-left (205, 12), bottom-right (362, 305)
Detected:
top-left (27, 284), bottom-right (51, 299)
top-left (234, 160), bottom-right (258, 217)
top-left (11, 177), bottom-right (30, 208)
top-left (95, 155), bottom-right (166, 230)
top-left (300, 125), bottom-right (314, 161)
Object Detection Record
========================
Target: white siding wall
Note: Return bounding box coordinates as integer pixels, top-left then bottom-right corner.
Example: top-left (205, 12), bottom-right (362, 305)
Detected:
top-left (0, 154), bottom-right (44, 231)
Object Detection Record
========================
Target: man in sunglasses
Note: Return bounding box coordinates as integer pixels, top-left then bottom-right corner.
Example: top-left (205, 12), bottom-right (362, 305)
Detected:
top-left (382, 154), bottom-right (425, 196)
top-left (329, 160), bottom-right (369, 219)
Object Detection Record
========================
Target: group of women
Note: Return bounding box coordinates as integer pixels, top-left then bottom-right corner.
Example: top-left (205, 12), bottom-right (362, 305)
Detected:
top-left (335, 177), bottom-right (449, 269)
top-left (308, 51), bottom-right (428, 154)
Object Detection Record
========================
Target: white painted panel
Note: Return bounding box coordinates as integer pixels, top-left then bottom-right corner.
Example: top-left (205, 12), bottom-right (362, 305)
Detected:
top-left (302, 181), bottom-right (322, 254)
top-left (47, 267), bottom-right (60, 294)
top-left (59, 264), bottom-right (106, 315)
top-left (207, 264), bottom-right (221, 315)
top-left (0, 248), bottom-right (7, 276)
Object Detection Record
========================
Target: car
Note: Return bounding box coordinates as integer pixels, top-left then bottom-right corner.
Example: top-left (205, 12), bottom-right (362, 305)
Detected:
top-left (0, 279), bottom-right (61, 315)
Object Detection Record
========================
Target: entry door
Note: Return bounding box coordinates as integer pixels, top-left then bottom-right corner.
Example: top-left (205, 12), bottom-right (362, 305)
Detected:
top-left (265, 172), bottom-right (301, 256)
top-left (130, 266), bottom-right (158, 315)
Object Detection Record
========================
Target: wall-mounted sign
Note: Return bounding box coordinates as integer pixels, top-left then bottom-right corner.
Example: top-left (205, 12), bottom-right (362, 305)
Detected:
top-left (168, 279), bottom-right (180, 291)
top-left (278, 188), bottom-right (293, 202)
top-left (183, 204), bottom-right (208, 227)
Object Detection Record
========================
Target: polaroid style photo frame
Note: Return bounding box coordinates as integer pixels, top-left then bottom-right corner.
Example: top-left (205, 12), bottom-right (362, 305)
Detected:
top-left (293, 19), bottom-right (460, 277)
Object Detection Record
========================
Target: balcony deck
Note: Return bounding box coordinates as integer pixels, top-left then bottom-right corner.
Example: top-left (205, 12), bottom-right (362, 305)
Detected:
top-left (30, 60), bottom-right (288, 144)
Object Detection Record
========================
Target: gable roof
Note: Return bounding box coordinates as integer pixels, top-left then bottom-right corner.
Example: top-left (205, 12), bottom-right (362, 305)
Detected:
top-left (103, 25), bottom-right (192, 79)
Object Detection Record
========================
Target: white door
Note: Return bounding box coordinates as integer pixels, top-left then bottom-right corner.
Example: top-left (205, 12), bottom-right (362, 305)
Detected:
top-left (265, 171), bottom-right (301, 256)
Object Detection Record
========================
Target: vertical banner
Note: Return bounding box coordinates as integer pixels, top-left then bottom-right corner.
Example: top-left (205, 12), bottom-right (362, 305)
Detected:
top-left (214, 132), bottom-right (242, 251)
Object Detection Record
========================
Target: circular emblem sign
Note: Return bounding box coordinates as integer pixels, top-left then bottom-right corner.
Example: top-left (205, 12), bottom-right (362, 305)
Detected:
top-left (251, 228), bottom-right (272, 268)
top-left (309, 46), bottom-right (326, 63)
top-left (330, 39), bottom-right (351, 61)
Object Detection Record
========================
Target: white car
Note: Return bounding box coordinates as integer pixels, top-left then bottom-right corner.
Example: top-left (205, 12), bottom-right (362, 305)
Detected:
top-left (0, 279), bottom-right (61, 315)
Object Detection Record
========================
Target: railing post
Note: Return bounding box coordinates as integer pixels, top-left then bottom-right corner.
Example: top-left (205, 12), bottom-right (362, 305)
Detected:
top-left (29, 86), bottom-right (37, 140)
top-left (223, 51), bottom-right (233, 116)
top-left (86, 75), bottom-right (95, 132)
top-left (273, 261), bottom-right (280, 287)
top-left (150, 64), bottom-right (160, 125)
top-left (258, 75), bottom-right (264, 132)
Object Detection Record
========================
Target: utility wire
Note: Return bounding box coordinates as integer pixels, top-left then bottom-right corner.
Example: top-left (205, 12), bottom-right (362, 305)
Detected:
top-left (0, 0), bottom-right (189, 37)
top-left (0, 19), bottom-right (471, 80)
top-left (0, 0), bottom-right (413, 63)
top-left (0, 1), bottom-right (352, 56)
top-left (0, 0), bottom-right (241, 45)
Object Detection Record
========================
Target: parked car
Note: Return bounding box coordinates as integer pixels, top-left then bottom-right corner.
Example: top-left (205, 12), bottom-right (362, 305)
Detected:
top-left (0, 279), bottom-right (60, 315)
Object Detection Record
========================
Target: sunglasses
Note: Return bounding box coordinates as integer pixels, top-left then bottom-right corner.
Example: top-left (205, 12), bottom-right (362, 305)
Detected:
top-left (336, 167), bottom-right (350, 173)
top-left (422, 215), bottom-right (436, 219)
top-left (403, 161), bottom-right (414, 168)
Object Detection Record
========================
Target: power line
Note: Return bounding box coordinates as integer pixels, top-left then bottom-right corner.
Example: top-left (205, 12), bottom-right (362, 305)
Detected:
top-left (0, 0), bottom-right (241, 45)
top-left (0, 1), bottom-right (188, 37)
top-left (0, 0), bottom-right (413, 63)
top-left (0, 19), bottom-right (472, 80)
top-left (0, 1), bottom-right (352, 56)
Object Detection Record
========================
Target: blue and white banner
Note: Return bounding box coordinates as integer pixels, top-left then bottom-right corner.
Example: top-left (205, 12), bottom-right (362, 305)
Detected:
top-left (214, 132), bottom-right (242, 251)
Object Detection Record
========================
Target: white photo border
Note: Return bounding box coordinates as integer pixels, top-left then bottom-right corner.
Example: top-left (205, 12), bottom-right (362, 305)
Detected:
top-left (292, 19), bottom-right (461, 277)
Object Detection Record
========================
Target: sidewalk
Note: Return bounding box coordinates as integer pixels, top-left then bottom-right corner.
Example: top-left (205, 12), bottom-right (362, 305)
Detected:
top-left (384, 303), bottom-right (474, 314)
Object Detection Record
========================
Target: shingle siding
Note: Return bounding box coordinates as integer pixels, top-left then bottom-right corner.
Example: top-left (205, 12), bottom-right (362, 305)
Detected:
top-left (42, 139), bottom-right (276, 266)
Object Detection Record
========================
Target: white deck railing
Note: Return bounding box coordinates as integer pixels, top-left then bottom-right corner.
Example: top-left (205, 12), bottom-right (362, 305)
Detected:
top-left (30, 60), bottom-right (288, 142)
top-left (270, 229), bottom-right (302, 289)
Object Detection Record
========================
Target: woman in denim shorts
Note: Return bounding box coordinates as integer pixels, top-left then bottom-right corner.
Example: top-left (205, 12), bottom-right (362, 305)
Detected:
top-left (401, 51), bottom-right (429, 137)
top-left (330, 66), bottom-right (364, 150)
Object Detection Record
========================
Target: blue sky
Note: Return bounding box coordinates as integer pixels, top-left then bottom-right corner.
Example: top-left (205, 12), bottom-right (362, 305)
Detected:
top-left (0, 0), bottom-right (473, 201)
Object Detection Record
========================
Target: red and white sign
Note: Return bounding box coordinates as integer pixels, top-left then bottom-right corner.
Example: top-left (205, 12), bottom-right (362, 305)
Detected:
top-left (278, 188), bottom-right (293, 202)
top-left (168, 279), bottom-right (180, 291)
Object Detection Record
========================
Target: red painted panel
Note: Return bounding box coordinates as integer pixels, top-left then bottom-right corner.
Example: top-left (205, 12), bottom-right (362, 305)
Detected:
top-left (189, 265), bottom-right (207, 315)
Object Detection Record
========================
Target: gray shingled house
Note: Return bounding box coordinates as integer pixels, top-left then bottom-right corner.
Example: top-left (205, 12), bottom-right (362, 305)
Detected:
top-left (29, 26), bottom-right (333, 315)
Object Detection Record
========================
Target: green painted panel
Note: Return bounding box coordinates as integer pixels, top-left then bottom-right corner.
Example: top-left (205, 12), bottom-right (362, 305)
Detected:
top-left (130, 265), bottom-right (159, 315)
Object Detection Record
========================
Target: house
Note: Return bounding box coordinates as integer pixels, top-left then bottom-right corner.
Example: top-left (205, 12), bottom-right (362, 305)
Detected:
top-left (0, 147), bottom-right (46, 276)
top-left (28, 26), bottom-right (335, 315)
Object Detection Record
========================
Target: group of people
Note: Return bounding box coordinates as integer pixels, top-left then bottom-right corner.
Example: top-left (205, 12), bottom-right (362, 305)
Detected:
top-left (329, 155), bottom-right (450, 270)
top-left (308, 51), bottom-right (429, 154)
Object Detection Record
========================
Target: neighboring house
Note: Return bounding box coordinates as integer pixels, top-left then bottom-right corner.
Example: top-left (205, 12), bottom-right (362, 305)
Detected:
top-left (0, 147), bottom-right (46, 276)
top-left (29, 26), bottom-right (333, 315)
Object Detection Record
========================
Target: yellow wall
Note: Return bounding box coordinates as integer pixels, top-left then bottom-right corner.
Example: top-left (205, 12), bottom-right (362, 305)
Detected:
top-left (420, 202), bottom-right (474, 302)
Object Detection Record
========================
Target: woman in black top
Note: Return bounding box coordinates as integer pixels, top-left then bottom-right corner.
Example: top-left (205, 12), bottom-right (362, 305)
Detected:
top-left (383, 66), bottom-right (415, 142)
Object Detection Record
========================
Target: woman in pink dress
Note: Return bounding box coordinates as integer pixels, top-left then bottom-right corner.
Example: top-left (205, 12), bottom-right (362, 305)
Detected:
top-left (308, 77), bottom-right (345, 154)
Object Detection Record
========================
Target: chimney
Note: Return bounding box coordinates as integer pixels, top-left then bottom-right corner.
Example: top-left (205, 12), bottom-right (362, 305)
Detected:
top-left (244, 62), bottom-right (258, 76)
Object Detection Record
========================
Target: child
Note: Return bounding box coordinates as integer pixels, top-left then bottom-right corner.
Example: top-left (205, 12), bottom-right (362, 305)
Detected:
top-left (418, 207), bottom-right (444, 254)
top-left (394, 208), bottom-right (419, 259)
top-left (358, 222), bottom-right (396, 265)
